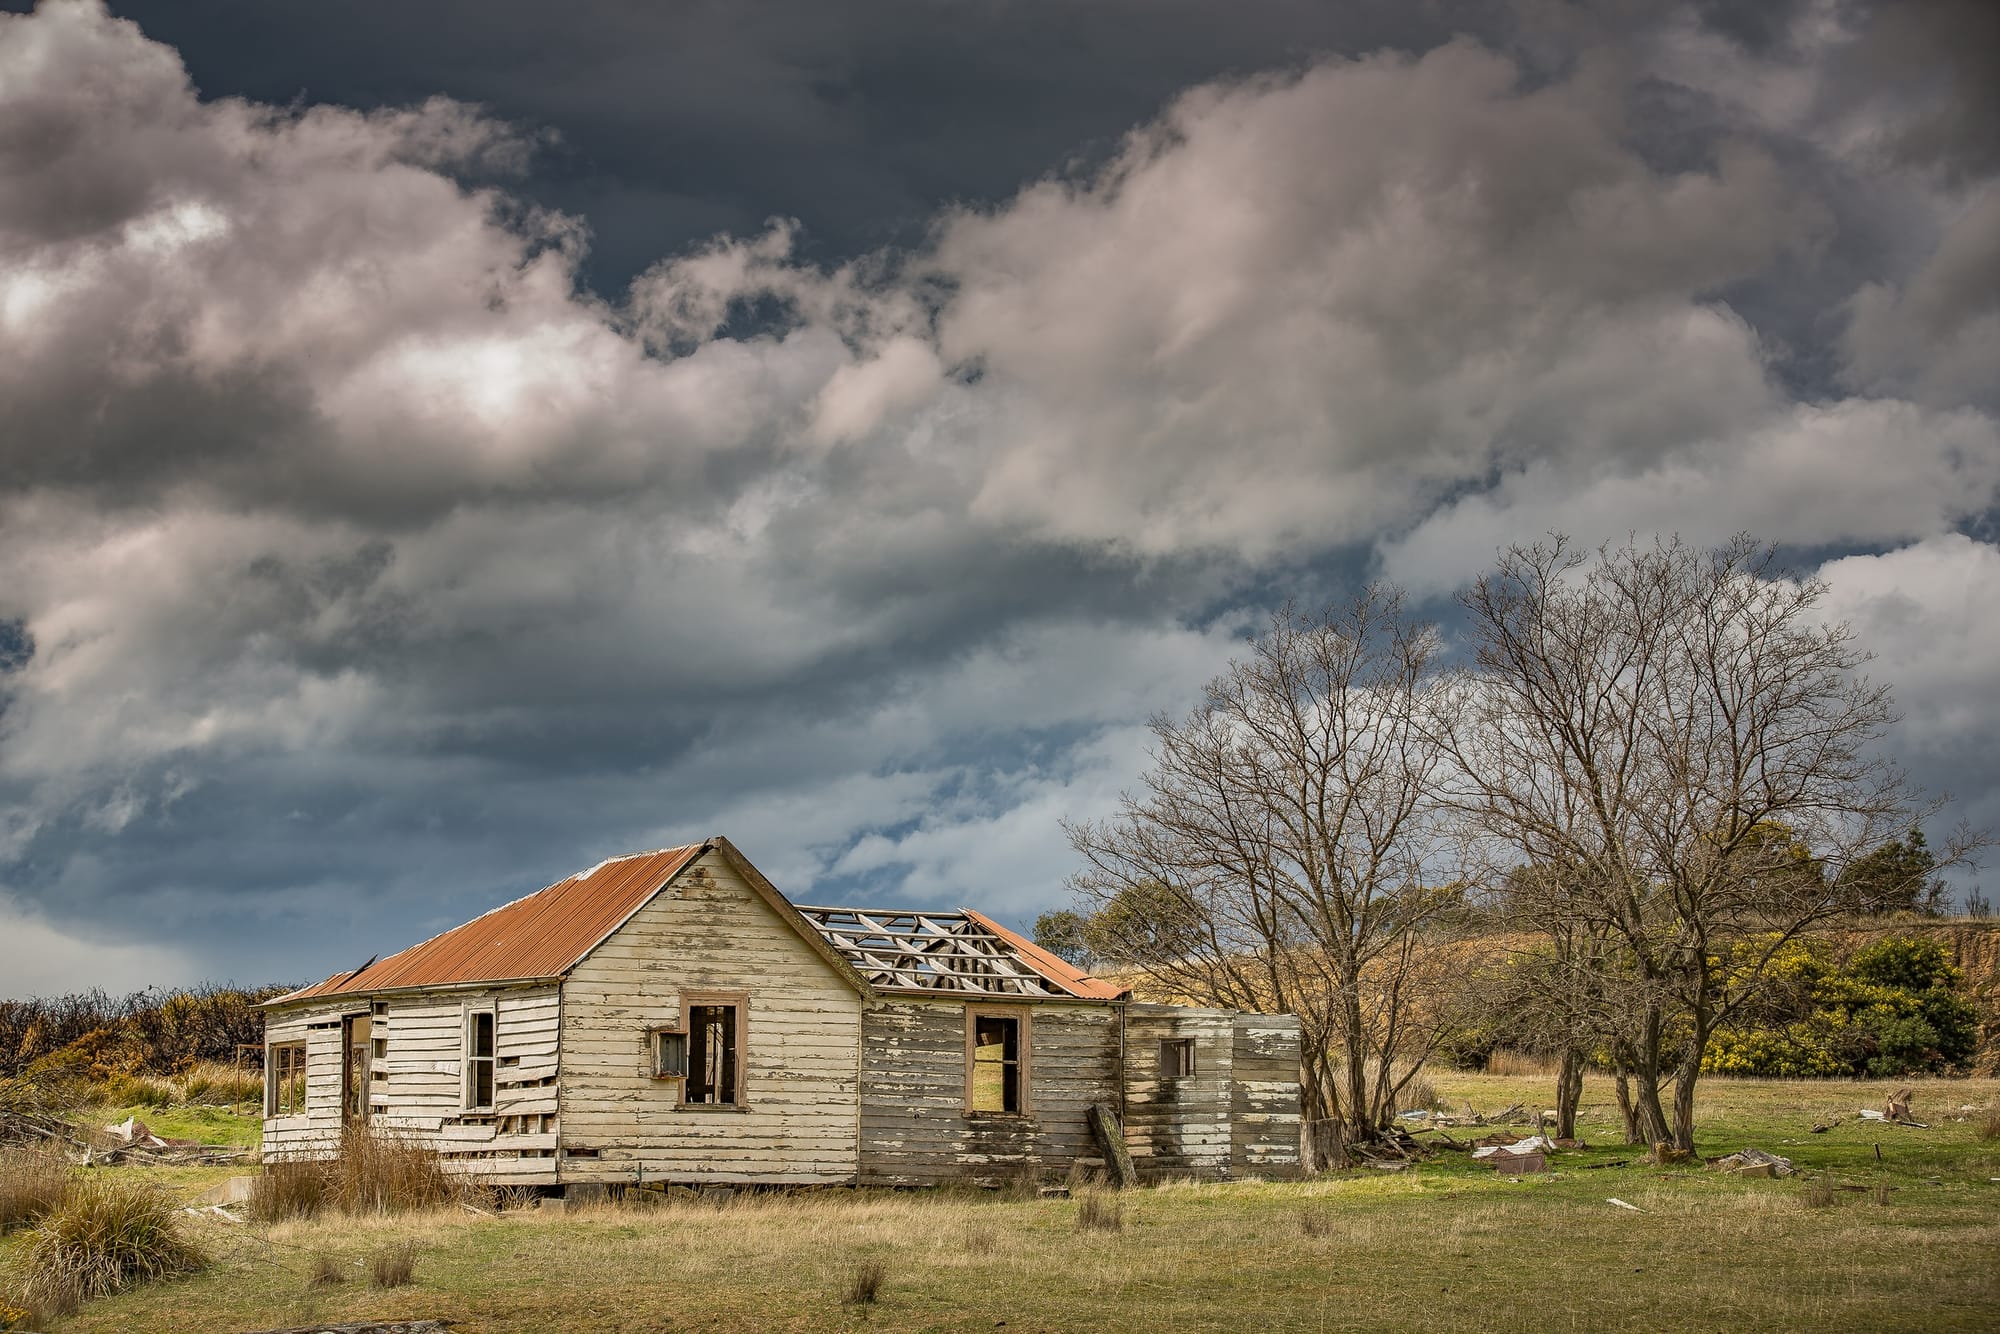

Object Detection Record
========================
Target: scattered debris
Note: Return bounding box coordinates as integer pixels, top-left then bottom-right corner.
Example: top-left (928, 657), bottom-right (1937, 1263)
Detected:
top-left (1481, 1149), bottom-right (1548, 1175)
top-left (1471, 1134), bottom-right (1554, 1160)
top-left (1711, 1148), bottom-right (1794, 1178)
top-left (93, 1116), bottom-right (248, 1166)
top-left (1581, 1159), bottom-right (1632, 1170)
top-left (1606, 1198), bottom-right (1643, 1212)
top-left (1882, 1088), bottom-right (1930, 1128)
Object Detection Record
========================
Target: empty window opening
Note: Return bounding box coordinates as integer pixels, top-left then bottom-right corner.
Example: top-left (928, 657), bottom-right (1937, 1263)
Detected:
top-left (266, 1041), bottom-right (307, 1117)
top-left (341, 1014), bottom-right (370, 1122)
top-left (465, 1010), bottom-right (496, 1111)
top-left (1159, 1038), bottom-right (1196, 1077)
top-left (969, 1013), bottom-right (1023, 1113)
top-left (685, 1005), bottom-right (738, 1105)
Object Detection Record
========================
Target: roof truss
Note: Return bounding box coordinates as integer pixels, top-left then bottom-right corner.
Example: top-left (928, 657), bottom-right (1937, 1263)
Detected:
top-left (793, 906), bottom-right (1068, 997)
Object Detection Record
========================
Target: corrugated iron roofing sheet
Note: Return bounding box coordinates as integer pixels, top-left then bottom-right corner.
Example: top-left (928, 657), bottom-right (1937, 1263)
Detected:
top-left (963, 909), bottom-right (1129, 1000)
top-left (272, 843), bottom-right (705, 1003)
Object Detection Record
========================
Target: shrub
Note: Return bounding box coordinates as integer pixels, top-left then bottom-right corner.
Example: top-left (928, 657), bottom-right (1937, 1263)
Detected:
top-left (842, 1259), bottom-right (886, 1305)
top-left (249, 1158), bottom-right (327, 1223)
top-left (369, 1242), bottom-right (416, 1290)
top-left (18, 1176), bottom-right (205, 1316)
top-left (1705, 935), bottom-right (1978, 1078)
top-left (0, 1146), bottom-right (70, 1231)
top-left (1074, 1189), bottom-right (1123, 1233)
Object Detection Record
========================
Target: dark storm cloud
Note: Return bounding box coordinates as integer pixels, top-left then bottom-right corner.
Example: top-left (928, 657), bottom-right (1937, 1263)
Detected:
top-left (1, 0), bottom-right (1997, 992)
top-left (3, 0), bottom-right (1516, 288)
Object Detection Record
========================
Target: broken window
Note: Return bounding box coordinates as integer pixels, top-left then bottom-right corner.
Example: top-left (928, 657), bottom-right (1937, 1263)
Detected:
top-left (464, 1010), bottom-right (496, 1111)
top-left (341, 1014), bottom-right (371, 1122)
top-left (967, 1009), bottom-right (1027, 1113)
top-left (684, 1004), bottom-right (740, 1105)
top-left (652, 1027), bottom-right (688, 1080)
top-left (1159, 1038), bottom-right (1196, 1078)
top-left (266, 1041), bottom-right (307, 1117)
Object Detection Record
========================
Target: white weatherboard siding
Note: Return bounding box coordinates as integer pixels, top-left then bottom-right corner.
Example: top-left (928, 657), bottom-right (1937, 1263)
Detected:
top-left (555, 848), bottom-right (864, 1185)
top-left (261, 983), bottom-right (563, 1182)
top-left (261, 1000), bottom-right (345, 1159)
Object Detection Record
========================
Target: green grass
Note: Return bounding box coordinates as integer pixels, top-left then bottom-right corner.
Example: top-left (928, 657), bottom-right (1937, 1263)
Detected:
top-left (4, 1073), bottom-right (1995, 1332)
top-left (87, 1104), bottom-right (262, 1151)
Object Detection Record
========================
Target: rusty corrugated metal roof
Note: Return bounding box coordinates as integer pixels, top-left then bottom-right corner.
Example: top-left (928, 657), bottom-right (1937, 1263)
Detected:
top-left (963, 909), bottom-right (1130, 1001)
top-left (272, 843), bottom-right (706, 1003)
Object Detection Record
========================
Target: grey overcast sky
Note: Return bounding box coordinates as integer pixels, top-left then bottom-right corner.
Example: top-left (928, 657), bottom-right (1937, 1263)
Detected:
top-left (1, 0), bottom-right (1996, 995)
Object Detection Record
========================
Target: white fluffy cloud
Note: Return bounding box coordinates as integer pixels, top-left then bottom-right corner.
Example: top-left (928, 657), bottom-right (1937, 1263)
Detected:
top-left (2, 1), bottom-right (1995, 989)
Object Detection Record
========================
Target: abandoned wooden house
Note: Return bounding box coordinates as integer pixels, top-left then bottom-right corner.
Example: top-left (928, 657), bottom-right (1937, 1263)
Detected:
top-left (260, 836), bottom-right (1302, 1190)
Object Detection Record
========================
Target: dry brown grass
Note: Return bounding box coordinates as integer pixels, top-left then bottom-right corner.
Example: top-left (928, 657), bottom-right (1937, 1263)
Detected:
top-left (1074, 1188), bottom-right (1123, 1233)
top-left (1802, 1176), bottom-right (1836, 1208)
top-left (1977, 1105), bottom-right (2000, 1142)
top-left (306, 1252), bottom-right (345, 1288)
top-left (1298, 1205), bottom-right (1335, 1238)
top-left (0, 1144), bottom-right (70, 1231)
top-left (368, 1241), bottom-right (416, 1290)
top-left (328, 1122), bottom-right (457, 1216)
top-left (247, 1158), bottom-right (326, 1224)
top-left (1482, 1048), bottom-right (1559, 1078)
top-left (842, 1258), bottom-right (886, 1305)
top-left (16, 1175), bottom-right (205, 1316)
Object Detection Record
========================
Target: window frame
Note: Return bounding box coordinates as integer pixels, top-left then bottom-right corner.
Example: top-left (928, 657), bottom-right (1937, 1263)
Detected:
top-left (676, 990), bottom-right (749, 1110)
top-left (963, 1004), bottom-right (1032, 1117)
top-left (462, 1006), bottom-right (497, 1113)
top-left (1159, 1037), bottom-right (1197, 1078)
top-left (265, 1039), bottom-right (308, 1119)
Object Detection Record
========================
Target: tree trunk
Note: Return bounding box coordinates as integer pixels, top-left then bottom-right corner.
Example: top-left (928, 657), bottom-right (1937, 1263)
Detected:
top-left (1341, 993), bottom-right (1372, 1146)
top-left (1613, 1066), bottom-right (1639, 1144)
top-left (1669, 1021), bottom-right (1710, 1152)
top-left (1553, 1047), bottom-right (1585, 1140)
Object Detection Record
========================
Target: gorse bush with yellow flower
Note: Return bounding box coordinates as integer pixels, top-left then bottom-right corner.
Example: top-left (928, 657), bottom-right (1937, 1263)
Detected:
top-left (1705, 936), bottom-right (1978, 1077)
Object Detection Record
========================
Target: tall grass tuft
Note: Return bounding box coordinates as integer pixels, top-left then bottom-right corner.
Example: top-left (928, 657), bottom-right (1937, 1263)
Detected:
top-left (1801, 1176), bottom-right (1835, 1209)
top-left (176, 1061), bottom-right (262, 1106)
top-left (1298, 1206), bottom-right (1336, 1239)
top-left (1075, 1189), bottom-right (1124, 1233)
top-left (307, 1252), bottom-right (346, 1288)
top-left (842, 1259), bottom-right (887, 1305)
top-left (248, 1157), bottom-right (328, 1223)
top-left (1977, 1106), bottom-right (2000, 1143)
top-left (0, 1145), bottom-right (71, 1231)
top-left (369, 1242), bottom-right (416, 1290)
top-left (328, 1122), bottom-right (457, 1215)
top-left (18, 1176), bottom-right (205, 1316)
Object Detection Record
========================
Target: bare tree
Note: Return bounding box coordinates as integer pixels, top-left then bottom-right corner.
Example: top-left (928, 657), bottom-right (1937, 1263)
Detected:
top-left (1065, 590), bottom-right (1468, 1163)
top-left (1451, 535), bottom-right (1979, 1151)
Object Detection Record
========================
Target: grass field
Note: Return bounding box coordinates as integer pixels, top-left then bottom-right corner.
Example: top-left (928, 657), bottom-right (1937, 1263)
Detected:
top-left (4, 1072), bottom-right (1996, 1332)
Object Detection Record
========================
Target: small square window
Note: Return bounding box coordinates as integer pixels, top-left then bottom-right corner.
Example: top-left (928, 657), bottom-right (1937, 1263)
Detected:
top-left (653, 1029), bottom-right (687, 1080)
top-left (1160, 1038), bottom-right (1196, 1078)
